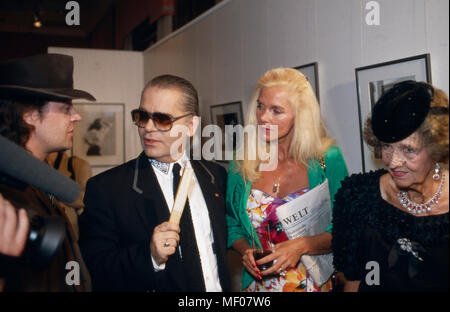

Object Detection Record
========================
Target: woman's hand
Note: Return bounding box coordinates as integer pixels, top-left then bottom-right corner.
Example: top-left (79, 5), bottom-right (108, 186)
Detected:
top-left (257, 237), bottom-right (308, 276)
top-left (242, 248), bottom-right (262, 280)
top-left (232, 238), bottom-right (263, 280)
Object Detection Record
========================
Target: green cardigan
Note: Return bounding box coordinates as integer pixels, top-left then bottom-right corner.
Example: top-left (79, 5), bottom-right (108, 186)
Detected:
top-left (225, 145), bottom-right (348, 290)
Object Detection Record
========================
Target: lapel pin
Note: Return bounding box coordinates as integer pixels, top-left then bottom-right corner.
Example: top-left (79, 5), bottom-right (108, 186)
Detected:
top-left (215, 193), bottom-right (220, 197)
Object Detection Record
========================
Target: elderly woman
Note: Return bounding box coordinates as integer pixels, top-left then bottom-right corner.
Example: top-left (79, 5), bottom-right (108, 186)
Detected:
top-left (226, 68), bottom-right (348, 292)
top-left (332, 80), bottom-right (449, 292)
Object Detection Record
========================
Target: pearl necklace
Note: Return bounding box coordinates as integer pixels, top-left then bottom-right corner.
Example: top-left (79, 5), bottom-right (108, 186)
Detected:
top-left (397, 173), bottom-right (446, 215)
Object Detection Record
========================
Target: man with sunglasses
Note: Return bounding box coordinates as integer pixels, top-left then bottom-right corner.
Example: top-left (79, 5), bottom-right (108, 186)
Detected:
top-left (79, 75), bottom-right (231, 291)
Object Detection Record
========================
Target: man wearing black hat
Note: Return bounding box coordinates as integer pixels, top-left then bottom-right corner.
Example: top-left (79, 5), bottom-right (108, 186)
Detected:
top-left (0, 53), bottom-right (95, 291)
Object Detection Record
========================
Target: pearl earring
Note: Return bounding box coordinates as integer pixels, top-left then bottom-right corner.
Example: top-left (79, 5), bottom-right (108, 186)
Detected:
top-left (432, 163), bottom-right (441, 181)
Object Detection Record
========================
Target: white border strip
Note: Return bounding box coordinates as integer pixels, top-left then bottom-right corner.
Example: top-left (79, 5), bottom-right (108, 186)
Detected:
top-left (145, 0), bottom-right (232, 52)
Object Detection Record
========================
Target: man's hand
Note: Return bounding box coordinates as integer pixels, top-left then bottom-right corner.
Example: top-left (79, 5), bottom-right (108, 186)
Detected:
top-left (150, 222), bottom-right (180, 266)
top-left (0, 194), bottom-right (29, 257)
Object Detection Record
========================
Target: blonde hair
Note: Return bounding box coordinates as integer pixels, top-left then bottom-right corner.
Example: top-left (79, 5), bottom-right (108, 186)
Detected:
top-left (236, 67), bottom-right (334, 182)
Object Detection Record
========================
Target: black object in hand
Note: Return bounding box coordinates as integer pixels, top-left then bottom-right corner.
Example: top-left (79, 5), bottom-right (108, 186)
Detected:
top-left (25, 216), bottom-right (66, 270)
top-left (253, 249), bottom-right (274, 271)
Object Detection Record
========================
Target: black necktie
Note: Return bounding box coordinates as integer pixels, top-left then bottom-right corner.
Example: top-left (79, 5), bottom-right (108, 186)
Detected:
top-left (172, 163), bottom-right (205, 291)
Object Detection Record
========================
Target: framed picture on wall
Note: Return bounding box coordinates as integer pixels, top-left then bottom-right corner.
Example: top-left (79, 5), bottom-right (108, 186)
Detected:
top-left (355, 53), bottom-right (432, 172)
top-left (294, 62), bottom-right (320, 102)
top-left (72, 103), bottom-right (125, 167)
top-left (210, 101), bottom-right (244, 162)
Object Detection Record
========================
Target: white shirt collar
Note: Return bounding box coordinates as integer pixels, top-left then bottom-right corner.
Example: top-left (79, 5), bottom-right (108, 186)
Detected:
top-left (149, 158), bottom-right (170, 174)
top-left (149, 153), bottom-right (189, 175)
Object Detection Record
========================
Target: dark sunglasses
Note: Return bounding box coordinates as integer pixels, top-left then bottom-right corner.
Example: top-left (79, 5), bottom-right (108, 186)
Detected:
top-left (131, 109), bottom-right (193, 131)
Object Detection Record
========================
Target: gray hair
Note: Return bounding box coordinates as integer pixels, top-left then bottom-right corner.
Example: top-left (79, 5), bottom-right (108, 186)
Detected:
top-left (143, 74), bottom-right (199, 116)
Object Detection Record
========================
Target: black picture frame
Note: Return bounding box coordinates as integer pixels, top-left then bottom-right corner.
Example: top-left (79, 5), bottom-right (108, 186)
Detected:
top-left (72, 103), bottom-right (125, 167)
top-left (294, 62), bottom-right (320, 102)
top-left (355, 53), bottom-right (432, 172)
top-left (209, 101), bottom-right (244, 163)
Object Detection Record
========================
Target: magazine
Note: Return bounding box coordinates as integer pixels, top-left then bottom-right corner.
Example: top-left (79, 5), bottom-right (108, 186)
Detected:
top-left (275, 179), bottom-right (334, 287)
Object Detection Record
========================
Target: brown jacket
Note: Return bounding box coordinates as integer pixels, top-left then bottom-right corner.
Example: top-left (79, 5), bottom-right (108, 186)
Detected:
top-left (46, 151), bottom-right (93, 291)
top-left (46, 152), bottom-right (92, 215)
top-left (0, 183), bottom-right (85, 291)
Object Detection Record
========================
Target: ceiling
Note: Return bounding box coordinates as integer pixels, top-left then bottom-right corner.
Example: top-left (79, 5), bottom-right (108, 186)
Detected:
top-left (0, 0), bottom-right (114, 38)
top-left (0, 0), bottom-right (218, 60)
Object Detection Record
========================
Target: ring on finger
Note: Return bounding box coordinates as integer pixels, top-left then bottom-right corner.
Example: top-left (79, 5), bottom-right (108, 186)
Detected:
top-left (278, 267), bottom-right (287, 277)
top-left (163, 240), bottom-right (170, 247)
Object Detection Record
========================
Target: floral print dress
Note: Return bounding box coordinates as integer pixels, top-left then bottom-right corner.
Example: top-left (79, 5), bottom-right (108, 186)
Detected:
top-left (245, 188), bottom-right (333, 292)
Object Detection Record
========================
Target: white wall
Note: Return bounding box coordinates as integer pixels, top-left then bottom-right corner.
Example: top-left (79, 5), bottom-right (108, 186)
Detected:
top-left (48, 47), bottom-right (144, 176)
top-left (46, 1), bottom-right (448, 292)
top-left (143, 0), bottom-right (449, 174)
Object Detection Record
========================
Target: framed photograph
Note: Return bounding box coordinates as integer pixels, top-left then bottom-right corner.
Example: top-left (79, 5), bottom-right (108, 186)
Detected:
top-left (355, 54), bottom-right (432, 172)
top-left (72, 103), bottom-right (125, 167)
top-left (210, 101), bottom-right (244, 162)
top-left (294, 62), bottom-right (320, 102)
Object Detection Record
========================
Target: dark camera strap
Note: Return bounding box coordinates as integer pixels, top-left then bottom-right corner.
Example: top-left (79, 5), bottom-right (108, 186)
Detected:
top-left (53, 152), bottom-right (75, 181)
top-left (53, 151), bottom-right (64, 170)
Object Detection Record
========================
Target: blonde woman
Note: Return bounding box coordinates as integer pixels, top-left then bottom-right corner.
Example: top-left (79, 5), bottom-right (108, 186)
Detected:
top-left (226, 68), bottom-right (348, 292)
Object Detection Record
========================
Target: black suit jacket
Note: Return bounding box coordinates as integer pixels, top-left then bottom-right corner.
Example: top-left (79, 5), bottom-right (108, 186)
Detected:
top-left (79, 153), bottom-right (231, 292)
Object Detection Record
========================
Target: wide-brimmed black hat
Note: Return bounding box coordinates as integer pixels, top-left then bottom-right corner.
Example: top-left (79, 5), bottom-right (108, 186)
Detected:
top-left (371, 80), bottom-right (434, 143)
top-left (0, 53), bottom-right (95, 102)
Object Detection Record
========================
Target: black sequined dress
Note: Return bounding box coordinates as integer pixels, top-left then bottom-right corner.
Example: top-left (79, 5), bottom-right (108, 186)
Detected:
top-left (332, 170), bottom-right (449, 292)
